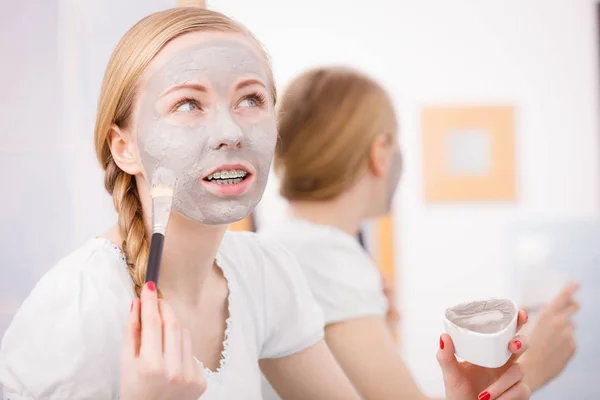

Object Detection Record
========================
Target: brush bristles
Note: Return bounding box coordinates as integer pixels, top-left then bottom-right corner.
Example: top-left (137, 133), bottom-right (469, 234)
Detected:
top-left (151, 185), bottom-right (174, 197)
top-left (151, 167), bottom-right (176, 198)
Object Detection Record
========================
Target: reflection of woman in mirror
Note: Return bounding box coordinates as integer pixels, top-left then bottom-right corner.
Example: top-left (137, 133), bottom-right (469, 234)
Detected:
top-left (260, 66), bottom-right (575, 399)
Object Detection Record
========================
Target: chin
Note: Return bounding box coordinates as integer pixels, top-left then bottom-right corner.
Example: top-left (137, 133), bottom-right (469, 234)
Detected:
top-left (174, 200), bottom-right (257, 226)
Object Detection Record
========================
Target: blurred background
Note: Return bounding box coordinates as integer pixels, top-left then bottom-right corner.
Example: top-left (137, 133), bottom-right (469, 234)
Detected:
top-left (1, 0), bottom-right (599, 398)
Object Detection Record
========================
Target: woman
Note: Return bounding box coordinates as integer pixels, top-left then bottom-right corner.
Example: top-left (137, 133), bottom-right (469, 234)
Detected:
top-left (0, 8), bottom-right (529, 400)
top-left (260, 67), bottom-right (578, 399)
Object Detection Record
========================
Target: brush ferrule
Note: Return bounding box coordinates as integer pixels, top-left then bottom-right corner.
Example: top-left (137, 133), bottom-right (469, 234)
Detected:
top-left (152, 195), bottom-right (173, 235)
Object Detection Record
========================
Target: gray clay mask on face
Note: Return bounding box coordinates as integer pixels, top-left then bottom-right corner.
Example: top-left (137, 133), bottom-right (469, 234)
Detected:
top-left (385, 143), bottom-right (402, 211)
top-left (136, 40), bottom-right (277, 225)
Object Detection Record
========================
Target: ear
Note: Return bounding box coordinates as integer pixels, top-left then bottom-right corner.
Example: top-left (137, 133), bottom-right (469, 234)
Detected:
top-left (368, 134), bottom-right (392, 177)
top-left (108, 124), bottom-right (143, 175)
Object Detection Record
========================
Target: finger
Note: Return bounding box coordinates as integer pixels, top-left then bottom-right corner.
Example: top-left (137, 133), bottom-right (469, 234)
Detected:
top-left (549, 281), bottom-right (580, 312)
top-left (515, 310), bottom-right (528, 332)
top-left (183, 328), bottom-right (199, 382)
top-left (437, 334), bottom-right (465, 389)
top-left (508, 336), bottom-right (528, 362)
top-left (159, 299), bottom-right (183, 379)
top-left (139, 281), bottom-right (163, 363)
top-left (559, 300), bottom-right (580, 320)
top-left (494, 382), bottom-right (531, 400)
top-left (478, 363), bottom-right (524, 400)
top-left (122, 299), bottom-right (141, 360)
top-left (381, 273), bottom-right (393, 293)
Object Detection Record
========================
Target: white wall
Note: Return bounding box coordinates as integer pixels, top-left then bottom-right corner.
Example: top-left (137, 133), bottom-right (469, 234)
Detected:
top-left (212, 0), bottom-right (600, 396)
top-left (0, 0), bottom-right (67, 335)
top-left (392, 1), bottom-right (599, 394)
top-left (64, 0), bottom-right (177, 243)
top-left (0, 0), bottom-right (176, 339)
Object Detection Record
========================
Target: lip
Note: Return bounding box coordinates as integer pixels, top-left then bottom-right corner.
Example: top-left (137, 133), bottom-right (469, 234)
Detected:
top-left (200, 163), bottom-right (255, 197)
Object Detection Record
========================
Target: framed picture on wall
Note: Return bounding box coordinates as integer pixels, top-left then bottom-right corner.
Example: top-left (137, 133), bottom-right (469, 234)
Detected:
top-left (421, 105), bottom-right (516, 202)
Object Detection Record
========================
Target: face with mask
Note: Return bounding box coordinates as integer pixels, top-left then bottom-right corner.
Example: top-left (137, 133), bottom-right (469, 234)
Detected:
top-left (384, 141), bottom-right (403, 212)
top-left (134, 39), bottom-right (277, 225)
top-left (366, 130), bottom-right (403, 217)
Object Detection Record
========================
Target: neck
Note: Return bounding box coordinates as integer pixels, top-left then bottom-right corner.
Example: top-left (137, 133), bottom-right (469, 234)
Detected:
top-left (288, 190), bottom-right (367, 236)
top-left (157, 213), bottom-right (226, 305)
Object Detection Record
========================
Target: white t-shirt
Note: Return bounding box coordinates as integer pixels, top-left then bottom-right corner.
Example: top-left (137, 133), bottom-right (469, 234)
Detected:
top-left (259, 219), bottom-right (388, 399)
top-left (0, 231), bottom-right (324, 400)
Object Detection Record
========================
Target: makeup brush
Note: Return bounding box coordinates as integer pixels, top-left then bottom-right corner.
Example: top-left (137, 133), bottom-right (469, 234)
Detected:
top-left (145, 167), bottom-right (177, 285)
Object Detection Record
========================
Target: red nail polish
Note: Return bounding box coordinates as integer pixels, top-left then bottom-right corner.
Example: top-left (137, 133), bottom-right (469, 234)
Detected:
top-left (514, 340), bottom-right (522, 350)
top-left (479, 392), bottom-right (491, 400)
top-left (147, 281), bottom-right (156, 292)
top-left (439, 336), bottom-right (444, 350)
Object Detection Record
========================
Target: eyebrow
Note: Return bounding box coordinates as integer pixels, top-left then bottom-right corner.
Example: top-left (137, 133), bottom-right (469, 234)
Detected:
top-left (160, 82), bottom-right (208, 97)
top-left (159, 78), bottom-right (267, 98)
top-left (235, 78), bottom-right (267, 91)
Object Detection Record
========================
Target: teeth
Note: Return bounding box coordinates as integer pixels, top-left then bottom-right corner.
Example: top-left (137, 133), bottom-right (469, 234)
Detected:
top-left (207, 169), bottom-right (248, 180)
top-left (212, 177), bottom-right (244, 185)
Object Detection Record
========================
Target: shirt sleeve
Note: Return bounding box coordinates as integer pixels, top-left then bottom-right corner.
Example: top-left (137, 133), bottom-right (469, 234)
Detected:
top-left (257, 238), bottom-right (325, 359)
top-left (0, 256), bottom-right (128, 399)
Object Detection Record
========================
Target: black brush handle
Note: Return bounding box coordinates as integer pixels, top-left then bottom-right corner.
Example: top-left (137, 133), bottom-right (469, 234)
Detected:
top-left (145, 233), bottom-right (165, 284)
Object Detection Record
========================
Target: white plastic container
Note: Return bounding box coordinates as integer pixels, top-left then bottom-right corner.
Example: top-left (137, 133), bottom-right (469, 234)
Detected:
top-left (443, 299), bottom-right (518, 368)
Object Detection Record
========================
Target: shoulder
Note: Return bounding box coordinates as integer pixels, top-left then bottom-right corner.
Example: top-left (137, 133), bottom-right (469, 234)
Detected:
top-left (262, 223), bottom-right (388, 325)
top-left (260, 221), bottom-right (381, 292)
top-left (14, 238), bottom-right (134, 315)
top-left (219, 230), bottom-right (300, 277)
top-left (259, 219), bottom-right (367, 272)
top-left (219, 231), bottom-right (324, 359)
top-left (0, 239), bottom-right (133, 399)
top-left (18, 238), bottom-right (135, 313)
top-left (218, 231), bottom-right (308, 306)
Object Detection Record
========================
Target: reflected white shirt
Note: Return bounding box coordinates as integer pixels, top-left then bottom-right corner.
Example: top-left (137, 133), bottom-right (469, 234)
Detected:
top-left (259, 219), bottom-right (388, 399)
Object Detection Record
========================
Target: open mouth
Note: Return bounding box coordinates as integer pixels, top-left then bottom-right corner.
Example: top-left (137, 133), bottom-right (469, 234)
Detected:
top-left (203, 168), bottom-right (251, 185)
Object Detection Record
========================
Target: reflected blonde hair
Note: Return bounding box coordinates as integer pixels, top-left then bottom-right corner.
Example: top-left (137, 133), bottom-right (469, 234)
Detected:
top-left (275, 67), bottom-right (398, 201)
top-left (94, 7), bottom-right (275, 296)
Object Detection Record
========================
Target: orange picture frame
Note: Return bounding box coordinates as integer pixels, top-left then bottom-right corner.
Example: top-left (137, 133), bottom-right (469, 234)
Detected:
top-left (229, 215), bottom-right (254, 232)
top-left (422, 105), bottom-right (516, 202)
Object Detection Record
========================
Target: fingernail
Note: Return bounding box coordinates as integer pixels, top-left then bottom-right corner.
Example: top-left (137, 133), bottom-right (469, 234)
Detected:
top-left (514, 339), bottom-right (522, 350)
top-left (147, 281), bottom-right (156, 292)
top-left (130, 300), bottom-right (134, 312)
top-left (479, 392), bottom-right (491, 400)
top-left (524, 311), bottom-right (529, 323)
top-left (439, 336), bottom-right (444, 350)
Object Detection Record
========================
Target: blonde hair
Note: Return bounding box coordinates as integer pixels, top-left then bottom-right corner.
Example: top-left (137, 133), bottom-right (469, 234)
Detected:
top-left (95, 7), bottom-right (275, 296)
top-left (275, 67), bottom-right (397, 201)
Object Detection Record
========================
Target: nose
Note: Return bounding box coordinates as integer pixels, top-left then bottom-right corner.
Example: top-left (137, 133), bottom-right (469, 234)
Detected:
top-left (215, 132), bottom-right (243, 150)
top-left (209, 109), bottom-right (244, 150)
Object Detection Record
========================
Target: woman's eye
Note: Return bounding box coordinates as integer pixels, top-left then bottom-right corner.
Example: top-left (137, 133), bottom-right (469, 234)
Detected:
top-left (175, 101), bottom-right (199, 112)
top-left (239, 98), bottom-right (258, 108)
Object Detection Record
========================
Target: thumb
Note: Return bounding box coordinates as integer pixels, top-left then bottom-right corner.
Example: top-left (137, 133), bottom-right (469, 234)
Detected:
top-left (437, 334), bottom-right (464, 390)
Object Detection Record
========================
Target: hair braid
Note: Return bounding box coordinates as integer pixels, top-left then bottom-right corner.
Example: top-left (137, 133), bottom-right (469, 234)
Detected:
top-left (105, 158), bottom-right (148, 297)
